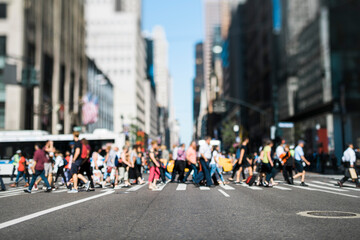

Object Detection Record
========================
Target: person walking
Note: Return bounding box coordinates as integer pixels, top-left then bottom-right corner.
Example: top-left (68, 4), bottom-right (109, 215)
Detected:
top-left (171, 144), bottom-right (186, 183)
top-left (261, 140), bottom-right (274, 187)
top-left (159, 145), bottom-right (170, 184)
top-left (79, 138), bottom-right (94, 190)
top-left (148, 141), bottom-right (161, 190)
top-left (194, 136), bottom-right (213, 187)
top-left (0, 175), bottom-right (5, 191)
top-left (24, 144), bottom-right (52, 193)
top-left (135, 146), bottom-right (146, 184)
top-left (54, 151), bottom-right (66, 186)
top-left (184, 141), bottom-right (198, 182)
top-left (293, 140), bottom-right (311, 186)
top-left (10, 150), bottom-right (21, 181)
top-left (338, 143), bottom-right (360, 188)
top-left (281, 145), bottom-right (294, 185)
top-left (236, 138), bottom-right (252, 184)
top-left (10, 151), bottom-right (29, 187)
top-left (68, 132), bottom-right (91, 193)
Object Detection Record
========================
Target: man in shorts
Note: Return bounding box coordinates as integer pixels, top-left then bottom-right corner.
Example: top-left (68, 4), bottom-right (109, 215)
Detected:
top-left (68, 132), bottom-right (90, 193)
top-left (293, 140), bottom-right (311, 186)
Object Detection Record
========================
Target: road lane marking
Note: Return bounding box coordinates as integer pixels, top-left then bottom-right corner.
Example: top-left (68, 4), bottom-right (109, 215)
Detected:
top-left (176, 184), bottom-right (187, 191)
top-left (328, 180), bottom-right (360, 191)
top-left (0, 190), bottom-right (114, 230)
top-left (152, 182), bottom-right (168, 191)
top-left (241, 185), bottom-right (263, 190)
top-left (290, 185), bottom-right (359, 199)
top-left (127, 182), bottom-right (148, 192)
top-left (294, 181), bottom-right (348, 192)
top-left (273, 186), bottom-right (292, 191)
top-left (220, 185), bottom-right (235, 190)
top-left (218, 189), bottom-right (230, 197)
top-left (0, 192), bottom-right (23, 198)
top-left (199, 186), bottom-right (210, 190)
top-left (52, 189), bottom-right (68, 193)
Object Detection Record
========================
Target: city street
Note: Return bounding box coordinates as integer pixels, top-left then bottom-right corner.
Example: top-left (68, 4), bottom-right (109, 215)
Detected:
top-left (1, 174), bottom-right (360, 239)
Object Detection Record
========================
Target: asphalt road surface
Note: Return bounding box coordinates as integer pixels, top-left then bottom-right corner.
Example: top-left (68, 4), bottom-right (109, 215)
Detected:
top-left (1, 173), bottom-right (360, 239)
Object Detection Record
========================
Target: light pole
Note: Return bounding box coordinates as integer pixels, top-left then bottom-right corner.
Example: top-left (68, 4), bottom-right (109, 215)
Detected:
top-left (233, 124), bottom-right (240, 143)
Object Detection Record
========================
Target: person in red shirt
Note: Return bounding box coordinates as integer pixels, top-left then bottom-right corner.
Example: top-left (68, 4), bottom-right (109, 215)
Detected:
top-left (10, 152), bottom-right (29, 187)
top-left (79, 138), bottom-right (94, 191)
top-left (24, 144), bottom-right (52, 193)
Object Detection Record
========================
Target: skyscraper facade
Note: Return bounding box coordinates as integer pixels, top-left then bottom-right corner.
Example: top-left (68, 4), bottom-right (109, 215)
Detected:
top-left (1, 0), bottom-right (86, 134)
top-left (86, 0), bottom-right (146, 134)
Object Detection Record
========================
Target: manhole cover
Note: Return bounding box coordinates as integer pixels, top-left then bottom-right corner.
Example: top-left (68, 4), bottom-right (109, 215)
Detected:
top-left (297, 211), bottom-right (360, 219)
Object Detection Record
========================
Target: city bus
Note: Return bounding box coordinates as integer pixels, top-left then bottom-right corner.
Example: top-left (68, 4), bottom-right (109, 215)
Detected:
top-left (0, 129), bottom-right (125, 175)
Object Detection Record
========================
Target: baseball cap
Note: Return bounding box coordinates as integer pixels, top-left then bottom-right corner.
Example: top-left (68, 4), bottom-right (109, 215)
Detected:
top-left (16, 150), bottom-right (21, 154)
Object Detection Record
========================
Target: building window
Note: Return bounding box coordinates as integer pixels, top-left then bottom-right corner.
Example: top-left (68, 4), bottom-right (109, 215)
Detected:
top-left (0, 36), bottom-right (6, 56)
top-left (115, 0), bottom-right (122, 12)
top-left (0, 102), bottom-right (4, 129)
top-left (0, 3), bottom-right (7, 19)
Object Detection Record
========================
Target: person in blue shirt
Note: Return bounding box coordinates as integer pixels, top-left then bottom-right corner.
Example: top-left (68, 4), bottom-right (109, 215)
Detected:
top-left (293, 140), bottom-right (311, 186)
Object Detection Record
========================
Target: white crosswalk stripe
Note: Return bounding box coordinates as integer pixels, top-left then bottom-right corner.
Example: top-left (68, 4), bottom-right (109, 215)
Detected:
top-left (240, 185), bottom-right (263, 190)
top-left (289, 185), bottom-right (360, 199)
top-left (218, 189), bottom-right (230, 197)
top-left (273, 186), bottom-right (292, 191)
top-left (220, 184), bottom-right (235, 190)
top-left (127, 182), bottom-right (148, 192)
top-left (294, 181), bottom-right (348, 192)
top-left (328, 180), bottom-right (360, 191)
top-left (152, 182), bottom-right (168, 191)
top-left (199, 186), bottom-right (210, 190)
top-left (176, 184), bottom-right (187, 191)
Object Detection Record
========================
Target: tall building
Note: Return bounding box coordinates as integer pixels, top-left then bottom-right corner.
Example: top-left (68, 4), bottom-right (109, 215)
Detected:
top-left (0, 0), bottom-right (86, 134)
top-left (203, 0), bottom-right (221, 113)
top-left (152, 26), bottom-right (170, 109)
top-left (193, 42), bottom-right (204, 140)
top-left (85, 0), bottom-right (146, 134)
top-left (144, 38), bottom-right (158, 141)
top-left (86, 58), bottom-right (114, 133)
top-left (279, 0), bottom-right (360, 162)
top-left (152, 26), bottom-right (171, 145)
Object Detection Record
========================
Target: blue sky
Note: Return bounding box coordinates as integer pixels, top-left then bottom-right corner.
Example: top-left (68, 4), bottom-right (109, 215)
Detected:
top-left (143, 0), bottom-right (203, 145)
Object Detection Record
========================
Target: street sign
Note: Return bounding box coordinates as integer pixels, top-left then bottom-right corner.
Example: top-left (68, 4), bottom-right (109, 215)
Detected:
top-left (278, 122), bottom-right (294, 128)
top-left (213, 100), bottom-right (226, 113)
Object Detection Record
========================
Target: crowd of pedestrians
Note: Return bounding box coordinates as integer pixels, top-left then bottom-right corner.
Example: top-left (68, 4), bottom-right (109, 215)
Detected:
top-left (2, 132), bottom-right (359, 193)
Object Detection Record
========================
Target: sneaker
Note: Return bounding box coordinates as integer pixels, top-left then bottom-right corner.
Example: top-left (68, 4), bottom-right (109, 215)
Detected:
top-left (337, 181), bottom-right (343, 187)
top-left (68, 189), bottom-right (78, 193)
top-left (85, 181), bottom-right (91, 191)
top-left (34, 184), bottom-right (38, 191)
top-left (234, 182), bottom-right (242, 185)
top-left (300, 182), bottom-right (308, 187)
top-left (24, 189), bottom-right (31, 194)
top-left (46, 187), bottom-right (52, 192)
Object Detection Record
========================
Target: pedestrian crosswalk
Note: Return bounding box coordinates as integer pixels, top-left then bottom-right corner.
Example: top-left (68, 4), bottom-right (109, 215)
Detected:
top-left (1, 179), bottom-right (359, 199)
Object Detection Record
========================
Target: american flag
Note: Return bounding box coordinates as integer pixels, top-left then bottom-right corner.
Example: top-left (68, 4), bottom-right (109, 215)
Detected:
top-left (82, 93), bottom-right (99, 125)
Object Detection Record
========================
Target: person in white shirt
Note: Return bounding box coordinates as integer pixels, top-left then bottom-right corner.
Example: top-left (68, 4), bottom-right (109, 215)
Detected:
top-left (338, 143), bottom-right (360, 188)
top-left (293, 140), bottom-right (311, 186)
top-left (210, 145), bottom-right (227, 185)
top-left (193, 136), bottom-right (213, 187)
top-left (276, 139), bottom-right (286, 160)
top-left (54, 151), bottom-right (66, 186)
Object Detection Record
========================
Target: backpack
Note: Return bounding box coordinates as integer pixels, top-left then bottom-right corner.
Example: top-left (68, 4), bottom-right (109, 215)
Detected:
top-left (81, 144), bottom-right (88, 159)
top-left (63, 157), bottom-right (68, 167)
